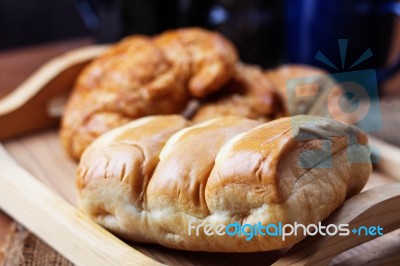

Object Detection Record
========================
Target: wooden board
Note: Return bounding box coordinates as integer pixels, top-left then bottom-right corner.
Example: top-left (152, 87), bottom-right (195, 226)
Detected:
top-left (1, 128), bottom-right (400, 266)
top-left (1, 44), bottom-right (400, 265)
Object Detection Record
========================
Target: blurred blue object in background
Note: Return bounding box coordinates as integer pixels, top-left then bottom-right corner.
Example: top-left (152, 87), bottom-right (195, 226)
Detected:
top-left (285, 0), bottom-right (400, 84)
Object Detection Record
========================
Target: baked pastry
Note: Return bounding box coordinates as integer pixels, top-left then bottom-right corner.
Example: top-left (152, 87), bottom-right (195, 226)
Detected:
top-left (77, 115), bottom-right (371, 252)
top-left (61, 28), bottom-right (237, 160)
top-left (265, 64), bottom-right (357, 124)
top-left (154, 28), bottom-right (237, 97)
top-left (192, 64), bottom-right (284, 123)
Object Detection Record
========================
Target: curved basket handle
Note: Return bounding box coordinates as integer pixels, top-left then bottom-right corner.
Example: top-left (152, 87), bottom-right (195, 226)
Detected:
top-left (273, 183), bottom-right (400, 265)
top-left (0, 45), bottom-right (108, 140)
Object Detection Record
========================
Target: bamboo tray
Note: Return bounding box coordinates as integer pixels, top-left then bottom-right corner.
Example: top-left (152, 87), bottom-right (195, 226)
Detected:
top-left (0, 46), bottom-right (400, 266)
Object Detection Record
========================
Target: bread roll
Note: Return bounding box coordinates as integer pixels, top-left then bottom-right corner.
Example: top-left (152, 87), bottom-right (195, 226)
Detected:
top-left (77, 115), bottom-right (371, 252)
top-left (265, 64), bottom-right (357, 124)
top-left (192, 64), bottom-right (284, 123)
top-left (61, 28), bottom-right (237, 160)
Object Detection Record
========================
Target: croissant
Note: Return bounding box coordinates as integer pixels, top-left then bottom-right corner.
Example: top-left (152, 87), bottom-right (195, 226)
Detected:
top-left (61, 28), bottom-right (238, 160)
top-left (192, 63), bottom-right (284, 123)
top-left (77, 115), bottom-right (371, 252)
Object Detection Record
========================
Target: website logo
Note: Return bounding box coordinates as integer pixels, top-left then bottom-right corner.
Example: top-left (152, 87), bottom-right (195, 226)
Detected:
top-left (188, 221), bottom-right (383, 241)
top-left (287, 39), bottom-right (381, 168)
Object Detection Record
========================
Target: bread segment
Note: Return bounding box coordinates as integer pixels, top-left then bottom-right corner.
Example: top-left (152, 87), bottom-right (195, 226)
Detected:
top-left (77, 115), bottom-right (189, 241)
top-left (77, 115), bottom-right (371, 252)
top-left (146, 117), bottom-right (261, 218)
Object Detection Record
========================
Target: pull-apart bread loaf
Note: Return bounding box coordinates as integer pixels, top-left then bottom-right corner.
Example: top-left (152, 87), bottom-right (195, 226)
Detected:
top-left (77, 115), bottom-right (371, 252)
top-left (61, 28), bottom-right (238, 160)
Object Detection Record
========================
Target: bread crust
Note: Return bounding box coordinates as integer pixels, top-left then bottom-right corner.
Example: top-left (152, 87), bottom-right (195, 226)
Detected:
top-left (77, 115), bottom-right (371, 252)
top-left (265, 64), bottom-right (358, 124)
top-left (192, 64), bottom-right (284, 123)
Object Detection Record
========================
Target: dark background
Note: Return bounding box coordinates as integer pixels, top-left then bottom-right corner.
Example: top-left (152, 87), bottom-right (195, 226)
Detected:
top-left (0, 0), bottom-right (399, 80)
top-left (0, 0), bottom-right (284, 68)
top-left (0, 0), bottom-right (90, 49)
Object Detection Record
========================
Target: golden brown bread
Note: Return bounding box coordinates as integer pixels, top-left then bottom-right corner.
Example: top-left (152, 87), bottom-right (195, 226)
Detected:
top-left (192, 64), bottom-right (284, 123)
top-left (61, 28), bottom-right (238, 160)
top-left (265, 64), bottom-right (328, 112)
top-left (265, 64), bottom-right (358, 124)
top-left (154, 28), bottom-right (238, 97)
top-left (77, 115), bottom-right (371, 252)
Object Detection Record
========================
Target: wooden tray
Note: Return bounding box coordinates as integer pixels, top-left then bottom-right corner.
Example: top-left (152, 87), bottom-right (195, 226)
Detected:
top-left (1, 46), bottom-right (400, 266)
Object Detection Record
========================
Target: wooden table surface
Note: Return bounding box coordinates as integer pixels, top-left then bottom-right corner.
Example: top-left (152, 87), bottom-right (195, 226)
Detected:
top-left (0, 37), bottom-right (93, 260)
